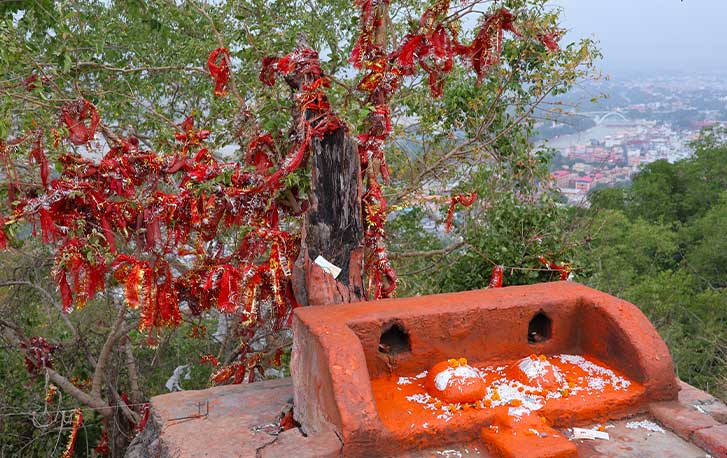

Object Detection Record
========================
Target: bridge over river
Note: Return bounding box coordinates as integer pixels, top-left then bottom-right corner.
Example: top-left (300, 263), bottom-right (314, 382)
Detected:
top-left (579, 111), bottom-right (631, 125)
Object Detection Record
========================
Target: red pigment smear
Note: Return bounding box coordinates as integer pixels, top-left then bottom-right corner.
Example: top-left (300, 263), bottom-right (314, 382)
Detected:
top-left (370, 354), bottom-right (645, 440)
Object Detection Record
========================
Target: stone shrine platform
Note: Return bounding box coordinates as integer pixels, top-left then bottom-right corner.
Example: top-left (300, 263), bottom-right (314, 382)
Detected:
top-left (126, 283), bottom-right (727, 457)
top-left (127, 378), bottom-right (726, 458)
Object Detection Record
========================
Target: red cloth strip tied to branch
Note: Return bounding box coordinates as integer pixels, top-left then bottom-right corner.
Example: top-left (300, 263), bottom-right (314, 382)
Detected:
top-left (444, 192), bottom-right (477, 232)
top-left (208, 47), bottom-right (231, 97)
top-left (209, 350), bottom-right (266, 385)
top-left (20, 336), bottom-right (58, 378)
top-left (0, 215), bottom-right (7, 250)
top-left (349, 0), bottom-right (391, 68)
top-left (200, 354), bottom-right (219, 366)
top-left (29, 131), bottom-right (49, 188)
top-left (53, 238), bottom-right (107, 312)
top-left (350, 0), bottom-right (398, 299)
top-left (245, 133), bottom-right (276, 175)
top-left (349, 0), bottom-right (560, 298)
top-left (204, 264), bottom-right (242, 314)
top-left (538, 32), bottom-right (560, 52)
top-left (112, 256), bottom-right (183, 333)
top-left (259, 48), bottom-right (324, 87)
top-left (489, 265), bottom-right (504, 288)
top-left (60, 99), bottom-right (99, 145)
top-left (258, 47), bottom-right (345, 193)
top-left (467, 8), bottom-right (520, 84)
top-left (62, 408), bottom-right (83, 458)
top-left (1, 90), bottom-right (305, 381)
top-left (389, 3), bottom-right (560, 95)
top-left (94, 429), bottom-right (110, 455)
top-left (365, 245), bottom-right (397, 299)
top-left (538, 255), bottom-right (572, 281)
top-left (136, 404), bottom-right (150, 432)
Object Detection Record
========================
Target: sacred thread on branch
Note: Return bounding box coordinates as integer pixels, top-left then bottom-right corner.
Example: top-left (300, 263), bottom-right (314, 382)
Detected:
top-left (0, 0), bottom-right (562, 394)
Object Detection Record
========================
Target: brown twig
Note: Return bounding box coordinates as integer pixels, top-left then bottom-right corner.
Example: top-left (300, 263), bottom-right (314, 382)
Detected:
top-left (71, 62), bottom-right (207, 74)
top-left (390, 241), bottom-right (465, 260)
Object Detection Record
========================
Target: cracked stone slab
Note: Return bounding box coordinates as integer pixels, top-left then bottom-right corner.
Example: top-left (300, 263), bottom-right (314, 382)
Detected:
top-left (678, 380), bottom-right (727, 423)
top-left (138, 379), bottom-right (316, 458)
top-left (573, 417), bottom-right (711, 458)
top-left (257, 425), bottom-right (342, 458)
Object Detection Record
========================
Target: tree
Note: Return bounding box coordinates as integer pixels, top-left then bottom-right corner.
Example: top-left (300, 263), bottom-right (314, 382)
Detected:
top-left (0, 0), bottom-right (597, 454)
top-left (573, 128), bottom-right (727, 402)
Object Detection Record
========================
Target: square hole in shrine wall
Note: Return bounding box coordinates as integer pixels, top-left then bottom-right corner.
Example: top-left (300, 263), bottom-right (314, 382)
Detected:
top-left (378, 321), bottom-right (411, 355)
top-left (528, 311), bottom-right (553, 344)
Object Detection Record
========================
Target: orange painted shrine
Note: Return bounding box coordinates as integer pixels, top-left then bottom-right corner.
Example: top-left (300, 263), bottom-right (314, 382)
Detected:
top-left (291, 282), bottom-right (678, 457)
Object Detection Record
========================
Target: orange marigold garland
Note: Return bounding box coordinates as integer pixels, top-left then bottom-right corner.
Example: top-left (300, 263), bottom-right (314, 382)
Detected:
top-left (62, 408), bottom-right (83, 458)
top-left (45, 384), bottom-right (58, 403)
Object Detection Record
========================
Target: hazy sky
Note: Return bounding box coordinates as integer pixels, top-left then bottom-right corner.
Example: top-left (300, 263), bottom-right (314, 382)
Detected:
top-left (553, 0), bottom-right (727, 77)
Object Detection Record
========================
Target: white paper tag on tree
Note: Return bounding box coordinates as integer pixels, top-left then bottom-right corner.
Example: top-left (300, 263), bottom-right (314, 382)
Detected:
top-left (314, 255), bottom-right (342, 279)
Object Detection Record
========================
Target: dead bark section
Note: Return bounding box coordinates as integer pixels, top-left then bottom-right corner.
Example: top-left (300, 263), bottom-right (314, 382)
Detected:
top-left (294, 128), bottom-right (365, 306)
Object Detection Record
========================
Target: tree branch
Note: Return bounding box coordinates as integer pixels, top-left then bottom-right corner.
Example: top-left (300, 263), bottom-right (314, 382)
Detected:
top-left (98, 123), bottom-right (124, 148)
top-left (91, 303), bottom-right (127, 398)
top-left (391, 241), bottom-right (465, 260)
top-left (0, 320), bottom-right (113, 418)
top-left (106, 382), bottom-right (141, 425)
top-left (123, 341), bottom-right (143, 406)
top-left (0, 280), bottom-right (79, 341)
top-left (47, 368), bottom-right (113, 418)
top-left (72, 62), bottom-right (207, 74)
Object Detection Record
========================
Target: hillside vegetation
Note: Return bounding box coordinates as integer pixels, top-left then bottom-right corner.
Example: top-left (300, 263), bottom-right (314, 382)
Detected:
top-left (575, 127), bottom-right (727, 400)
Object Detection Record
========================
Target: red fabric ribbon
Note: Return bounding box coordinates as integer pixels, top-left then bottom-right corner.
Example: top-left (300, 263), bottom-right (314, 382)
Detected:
top-left (445, 192), bottom-right (477, 232)
top-left (489, 265), bottom-right (503, 288)
top-left (60, 99), bottom-right (99, 145)
top-left (94, 429), bottom-right (110, 455)
top-left (208, 48), bottom-right (231, 97)
top-left (538, 256), bottom-right (571, 281)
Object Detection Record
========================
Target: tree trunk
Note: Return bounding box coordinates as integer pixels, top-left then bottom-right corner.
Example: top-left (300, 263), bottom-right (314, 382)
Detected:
top-left (293, 127), bottom-right (365, 306)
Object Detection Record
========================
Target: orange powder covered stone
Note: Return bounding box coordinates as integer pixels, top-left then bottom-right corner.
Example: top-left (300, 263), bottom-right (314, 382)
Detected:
top-left (512, 354), bottom-right (565, 391)
top-left (425, 360), bottom-right (487, 404)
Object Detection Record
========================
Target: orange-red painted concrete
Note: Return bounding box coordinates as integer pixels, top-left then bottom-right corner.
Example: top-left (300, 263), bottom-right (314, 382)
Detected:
top-left (291, 282), bottom-right (679, 457)
top-left (481, 412), bottom-right (578, 458)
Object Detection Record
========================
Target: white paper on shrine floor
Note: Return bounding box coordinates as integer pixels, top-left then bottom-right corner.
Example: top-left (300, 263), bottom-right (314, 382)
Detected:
top-left (572, 428), bottom-right (610, 440)
top-left (314, 255), bottom-right (342, 279)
